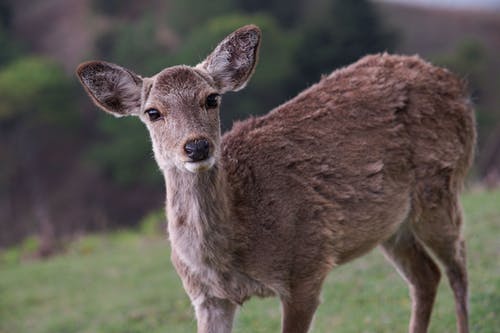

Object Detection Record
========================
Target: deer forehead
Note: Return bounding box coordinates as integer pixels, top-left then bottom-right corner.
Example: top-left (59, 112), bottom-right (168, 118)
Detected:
top-left (147, 66), bottom-right (217, 104)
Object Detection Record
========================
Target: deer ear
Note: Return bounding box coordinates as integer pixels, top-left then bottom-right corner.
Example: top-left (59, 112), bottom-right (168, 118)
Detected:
top-left (76, 61), bottom-right (143, 117)
top-left (196, 25), bottom-right (261, 93)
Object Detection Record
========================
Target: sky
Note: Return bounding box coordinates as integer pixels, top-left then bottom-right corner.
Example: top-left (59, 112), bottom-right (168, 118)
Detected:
top-left (381, 0), bottom-right (500, 10)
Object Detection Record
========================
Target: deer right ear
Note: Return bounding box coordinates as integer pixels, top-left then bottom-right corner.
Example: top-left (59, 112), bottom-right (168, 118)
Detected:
top-left (76, 61), bottom-right (143, 117)
top-left (196, 25), bottom-right (261, 93)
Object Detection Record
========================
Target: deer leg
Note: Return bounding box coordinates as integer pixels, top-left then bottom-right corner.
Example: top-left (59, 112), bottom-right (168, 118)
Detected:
top-left (413, 201), bottom-right (469, 333)
top-left (441, 239), bottom-right (469, 333)
top-left (193, 296), bottom-right (237, 333)
top-left (280, 279), bottom-right (324, 333)
top-left (381, 226), bottom-right (441, 333)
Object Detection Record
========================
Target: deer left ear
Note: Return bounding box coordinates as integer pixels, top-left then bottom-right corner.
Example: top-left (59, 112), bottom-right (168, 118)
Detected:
top-left (196, 25), bottom-right (261, 93)
top-left (76, 61), bottom-right (143, 117)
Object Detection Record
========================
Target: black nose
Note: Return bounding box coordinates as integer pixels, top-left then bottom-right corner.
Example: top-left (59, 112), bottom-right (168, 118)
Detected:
top-left (184, 139), bottom-right (210, 162)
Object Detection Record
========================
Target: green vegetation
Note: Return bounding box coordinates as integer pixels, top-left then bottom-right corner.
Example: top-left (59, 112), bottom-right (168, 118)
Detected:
top-left (1, 189), bottom-right (498, 333)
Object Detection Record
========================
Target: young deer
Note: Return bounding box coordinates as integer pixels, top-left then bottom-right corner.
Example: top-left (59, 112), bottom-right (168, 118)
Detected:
top-left (77, 25), bottom-right (475, 333)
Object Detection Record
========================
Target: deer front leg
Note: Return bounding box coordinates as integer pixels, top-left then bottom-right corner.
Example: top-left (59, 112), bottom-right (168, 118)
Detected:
top-left (280, 277), bottom-right (324, 333)
top-left (193, 295), bottom-right (237, 333)
top-left (281, 298), bottom-right (319, 333)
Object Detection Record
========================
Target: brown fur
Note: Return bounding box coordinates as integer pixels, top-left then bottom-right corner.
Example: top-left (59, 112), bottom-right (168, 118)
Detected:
top-left (77, 25), bottom-right (475, 333)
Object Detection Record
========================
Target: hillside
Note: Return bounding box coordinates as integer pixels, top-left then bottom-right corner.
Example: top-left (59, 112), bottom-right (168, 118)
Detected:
top-left (377, 2), bottom-right (500, 56)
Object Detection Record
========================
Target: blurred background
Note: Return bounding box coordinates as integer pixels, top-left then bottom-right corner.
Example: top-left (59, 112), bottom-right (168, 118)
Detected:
top-left (1, 1), bottom-right (499, 332)
top-left (1, 0), bottom-right (499, 258)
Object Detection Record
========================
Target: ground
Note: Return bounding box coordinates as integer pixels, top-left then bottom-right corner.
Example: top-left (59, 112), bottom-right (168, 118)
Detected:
top-left (0, 189), bottom-right (499, 333)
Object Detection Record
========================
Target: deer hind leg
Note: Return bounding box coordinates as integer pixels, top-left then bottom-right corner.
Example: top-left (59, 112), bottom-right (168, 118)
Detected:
top-left (381, 224), bottom-right (441, 333)
top-left (412, 196), bottom-right (469, 333)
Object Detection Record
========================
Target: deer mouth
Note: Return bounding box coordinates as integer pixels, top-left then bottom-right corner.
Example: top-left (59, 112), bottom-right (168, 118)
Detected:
top-left (184, 156), bottom-right (215, 173)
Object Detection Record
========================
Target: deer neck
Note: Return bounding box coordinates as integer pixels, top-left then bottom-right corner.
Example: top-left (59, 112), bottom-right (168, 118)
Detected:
top-left (164, 164), bottom-right (233, 271)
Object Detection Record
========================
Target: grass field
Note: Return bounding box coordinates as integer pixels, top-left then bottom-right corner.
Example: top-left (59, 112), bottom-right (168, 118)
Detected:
top-left (1, 189), bottom-right (499, 333)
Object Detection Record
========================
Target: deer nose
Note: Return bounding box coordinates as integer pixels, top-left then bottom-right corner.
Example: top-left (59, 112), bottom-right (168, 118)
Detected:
top-left (184, 139), bottom-right (210, 162)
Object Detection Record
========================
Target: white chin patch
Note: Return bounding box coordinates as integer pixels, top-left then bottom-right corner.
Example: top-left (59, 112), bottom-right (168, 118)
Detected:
top-left (184, 157), bottom-right (215, 173)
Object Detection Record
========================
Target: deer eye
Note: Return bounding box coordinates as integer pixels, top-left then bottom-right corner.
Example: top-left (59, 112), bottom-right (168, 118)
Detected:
top-left (205, 94), bottom-right (220, 109)
top-left (145, 108), bottom-right (162, 121)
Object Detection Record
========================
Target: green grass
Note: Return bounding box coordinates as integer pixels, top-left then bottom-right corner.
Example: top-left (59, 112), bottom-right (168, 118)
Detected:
top-left (1, 189), bottom-right (499, 333)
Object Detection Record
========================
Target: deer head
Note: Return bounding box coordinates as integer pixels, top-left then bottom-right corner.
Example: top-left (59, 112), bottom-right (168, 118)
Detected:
top-left (77, 25), bottom-right (261, 173)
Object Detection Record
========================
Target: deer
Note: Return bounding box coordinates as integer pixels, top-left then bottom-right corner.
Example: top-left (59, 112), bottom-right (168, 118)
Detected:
top-left (77, 25), bottom-right (475, 333)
